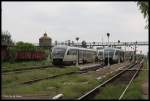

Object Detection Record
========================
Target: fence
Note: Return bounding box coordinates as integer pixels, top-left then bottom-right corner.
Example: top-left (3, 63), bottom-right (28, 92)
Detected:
top-left (1, 46), bottom-right (51, 61)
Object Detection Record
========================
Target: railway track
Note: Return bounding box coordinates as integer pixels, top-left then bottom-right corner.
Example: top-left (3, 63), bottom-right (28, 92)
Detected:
top-left (2, 63), bottom-right (104, 86)
top-left (2, 64), bottom-right (72, 75)
top-left (2, 63), bottom-right (102, 75)
top-left (2, 70), bottom-right (80, 90)
top-left (77, 60), bottom-right (143, 100)
top-left (21, 71), bottom-right (79, 85)
top-left (20, 64), bottom-right (104, 85)
top-left (2, 63), bottom-right (105, 99)
top-left (2, 64), bottom-right (53, 73)
top-left (3, 61), bottom-right (139, 99)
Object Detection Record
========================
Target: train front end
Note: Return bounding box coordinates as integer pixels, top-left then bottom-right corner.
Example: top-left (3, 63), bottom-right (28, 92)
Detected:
top-left (51, 46), bottom-right (67, 65)
top-left (104, 47), bottom-right (115, 65)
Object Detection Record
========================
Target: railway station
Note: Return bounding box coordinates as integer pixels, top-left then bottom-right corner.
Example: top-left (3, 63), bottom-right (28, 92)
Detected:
top-left (2, 1), bottom-right (149, 100)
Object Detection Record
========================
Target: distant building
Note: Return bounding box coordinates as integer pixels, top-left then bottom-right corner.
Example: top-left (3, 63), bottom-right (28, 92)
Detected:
top-left (39, 32), bottom-right (52, 47)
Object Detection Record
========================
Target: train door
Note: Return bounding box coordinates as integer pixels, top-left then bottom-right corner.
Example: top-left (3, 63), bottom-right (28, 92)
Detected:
top-left (83, 50), bottom-right (87, 63)
top-left (114, 50), bottom-right (119, 63)
top-left (120, 51), bottom-right (124, 62)
top-left (65, 49), bottom-right (77, 63)
top-left (79, 50), bottom-right (84, 64)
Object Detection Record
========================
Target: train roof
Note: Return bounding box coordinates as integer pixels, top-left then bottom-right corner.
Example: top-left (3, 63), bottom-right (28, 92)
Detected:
top-left (97, 49), bottom-right (104, 52)
top-left (53, 45), bottom-right (68, 49)
top-left (104, 47), bottom-right (124, 51)
top-left (53, 45), bottom-right (96, 51)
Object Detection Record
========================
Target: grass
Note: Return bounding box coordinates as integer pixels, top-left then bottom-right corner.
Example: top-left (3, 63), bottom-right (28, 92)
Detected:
top-left (94, 84), bottom-right (127, 100)
top-left (94, 58), bottom-right (149, 100)
top-left (2, 66), bottom-right (79, 88)
top-left (3, 58), bottom-right (147, 99)
top-left (2, 69), bottom-right (101, 99)
top-left (122, 58), bottom-right (149, 99)
top-left (2, 60), bottom-right (51, 71)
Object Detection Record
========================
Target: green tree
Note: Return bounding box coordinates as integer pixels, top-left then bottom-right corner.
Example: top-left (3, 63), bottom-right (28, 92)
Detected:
top-left (15, 41), bottom-right (36, 51)
top-left (81, 40), bottom-right (87, 48)
top-left (75, 37), bottom-right (80, 47)
top-left (1, 31), bottom-right (14, 46)
top-left (68, 40), bottom-right (71, 46)
top-left (137, 1), bottom-right (149, 29)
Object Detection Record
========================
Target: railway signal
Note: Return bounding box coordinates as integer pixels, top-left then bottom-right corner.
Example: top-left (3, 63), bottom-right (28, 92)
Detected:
top-left (134, 41), bottom-right (137, 61)
top-left (75, 37), bottom-right (80, 66)
top-left (107, 33), bottom-right (110, 66)
top-left (124, 42), bottom-right (127, 61)
top-left (118, 40), bottom-right (121, 63)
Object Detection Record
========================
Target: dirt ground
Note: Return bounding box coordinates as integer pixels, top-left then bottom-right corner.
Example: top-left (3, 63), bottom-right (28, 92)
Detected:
top-left (142, 80), bottom-right (149, 99)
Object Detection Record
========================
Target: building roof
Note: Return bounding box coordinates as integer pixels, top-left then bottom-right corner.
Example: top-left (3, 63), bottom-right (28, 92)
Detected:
top-left (39, 32), bottom-right (51, 40)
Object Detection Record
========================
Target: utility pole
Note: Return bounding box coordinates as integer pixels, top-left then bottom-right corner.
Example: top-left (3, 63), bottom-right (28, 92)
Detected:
top-left (118, 40), bottom-right (120, 63)
top-left (101, 34), bottom-right (104, 63)
top-left (134, 41), bottom-right (137, 62)
top-left (75, 37), bottom-right (79, 66)
top-left (124, 42), bottom-right (126, 61)
top-left (131, 46), bottom-right (133, 61)
top-left (102, 34), bottom-right (104, 48)
top-left (107, 33), bottom-right (110, 67)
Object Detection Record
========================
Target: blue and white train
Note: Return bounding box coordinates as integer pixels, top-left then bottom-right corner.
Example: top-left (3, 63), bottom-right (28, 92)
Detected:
top-left (97, 47), bottom-right (125, 65)
top-left (51, 45), bottom-right (97, 65)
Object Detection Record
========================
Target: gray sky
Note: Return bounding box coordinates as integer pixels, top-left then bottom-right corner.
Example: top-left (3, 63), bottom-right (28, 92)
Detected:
top-left (2, 2), bottom-right (148, 54)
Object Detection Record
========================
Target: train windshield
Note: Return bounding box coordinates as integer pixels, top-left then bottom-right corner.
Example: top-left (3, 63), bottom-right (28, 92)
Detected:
top-left (52, 47), bottom-right (66, 58)
top-left (104, 48), bottom-right (115, 57)
top-left (98, 51), bottom-right (103, 55)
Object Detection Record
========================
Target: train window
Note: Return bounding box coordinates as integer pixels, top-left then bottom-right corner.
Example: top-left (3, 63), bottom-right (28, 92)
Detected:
top-left (52, 48), bottom-right (66, 54)
top-left (52, 48), bottom-right (67, 57)
top-left (67, 50), bottom-right (70, 55)
top-left (104, 50), bottom-right (114, 57)
top-left (92, 51), bottom-right (96, 56)
top-left (115, 50), bottom-right (119, 55)
top-left (121, 51), bottom-right (124, 56)
top-left (87, 51), bottom-right (92, 58)
top-left (99, 52), bottom-right (103, 55)
top-left (79, 50), bottom-right (83, 55)
top-left (67, 49), bottom-right (77, 55)
top-left (73, 49), bottom-right (77, 55)
top-left (79, 50), bottom-right (83, 58)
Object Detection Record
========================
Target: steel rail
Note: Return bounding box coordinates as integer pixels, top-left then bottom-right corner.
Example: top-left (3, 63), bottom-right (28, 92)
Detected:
top-left (2, 71), bottom-right (80, 89)
top-left (2, 63), bottom-right (103, 74)
top-left (118, 69), bottom-right (149, 71)
top-left (2, 63), bottom-right (105, 99)
top-left (118, 60), bottom-right (144, 100)
top-left (2, 65), bottom-right (53, 73)
top-left (20, 63), bottom-right (104, 85)
top-left (77, 63), bottom-right (136, 100)
top-left (21, 71), bottom-right (78, 84)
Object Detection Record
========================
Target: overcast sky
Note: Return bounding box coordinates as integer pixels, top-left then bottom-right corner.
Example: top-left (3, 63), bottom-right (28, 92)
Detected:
top-left (2, 2), bottom-right (148, 54)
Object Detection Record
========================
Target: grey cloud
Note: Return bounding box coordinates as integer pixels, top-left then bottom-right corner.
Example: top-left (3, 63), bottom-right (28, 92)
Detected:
top-left (2, 2), bottom-right (148, 54)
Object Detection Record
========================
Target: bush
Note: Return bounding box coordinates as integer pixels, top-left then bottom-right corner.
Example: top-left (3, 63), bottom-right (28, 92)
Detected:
top-left (7, 41), bottom-right (46, 61)
top-left (8, 47), bottom-right (17, 62)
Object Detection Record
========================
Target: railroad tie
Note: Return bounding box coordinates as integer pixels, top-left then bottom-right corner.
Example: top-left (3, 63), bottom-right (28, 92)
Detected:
top-left (52, 94), bottom-right (63, 99)
top-left (96, 76), bottom-right (102, 80)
